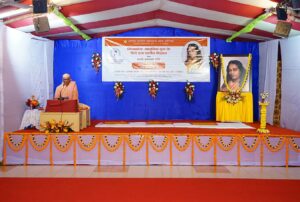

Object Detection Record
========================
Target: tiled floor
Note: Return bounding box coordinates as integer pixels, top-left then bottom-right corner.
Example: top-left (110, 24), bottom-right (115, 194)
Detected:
top-left (1, 165), bottom-right (300, 179)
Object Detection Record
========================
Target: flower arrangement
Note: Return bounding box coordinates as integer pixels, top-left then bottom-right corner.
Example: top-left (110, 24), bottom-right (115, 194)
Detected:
top-left (91, 53), bottom-right (101, 73)
top-left (209, 53), bottom-right (220, 69)
top-left (25, 95), bottom-right (40, 109)
top-left (223, 91), bottom-right (243, 105)
top-left (260, 92), bottom-right (269, 103)
top-left (40, 119), bottom-right (73, 133)
top-left (148, 80), bottom-right (159, 98)
top-left (114, 82), bottom-right (124, 100)
top-left (185, 81), bottom-right (195, 101)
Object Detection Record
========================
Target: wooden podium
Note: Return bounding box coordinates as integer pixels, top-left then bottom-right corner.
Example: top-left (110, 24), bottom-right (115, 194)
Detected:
top-left (40, 100), bottom-right (90, 132)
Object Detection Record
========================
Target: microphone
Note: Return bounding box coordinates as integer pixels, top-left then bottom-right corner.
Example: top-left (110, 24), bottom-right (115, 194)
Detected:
top-left (58, 85), bottom-right (66, 100)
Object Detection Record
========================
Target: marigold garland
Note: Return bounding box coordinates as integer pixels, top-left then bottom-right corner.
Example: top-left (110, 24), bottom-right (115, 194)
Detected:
top-left (102, 135), bottom-right (122, 152)
top-left (114, 82), bottom-right (125, 100)
top-left (217, 136), bottom-right (237, 151)
top-left (148, 80), bottom-right (159, 98)
top-left (53, 135), bottom-right (73, 152)
top-left (29, 135), bottom-right (50, 152)
top-left (194, 136), bottom-right (213, 152)
top-left (149, 135), bottom-right (169, 152)
top-left (263, 136), bottom-right (285, 152)
top-left (7, 134), bottom-right (26, 152)
top-left (173, 135), bottom-right (191, 151)
top-left (241, 136), bottom-right (260, 152)
top-left (289, 137), bottom-right (300, 152)
top-left (77, 135), bottom-right (97, 151)
top-left (185, 82), bottom-right (195, 101)
top-left (126, 135), bottom-right (145, 152)
top-left (223, 91), bottom-right (243, 105)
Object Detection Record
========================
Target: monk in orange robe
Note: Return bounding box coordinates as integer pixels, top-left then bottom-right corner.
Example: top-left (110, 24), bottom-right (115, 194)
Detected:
top-left (54, 73), bottom-right (79, 101)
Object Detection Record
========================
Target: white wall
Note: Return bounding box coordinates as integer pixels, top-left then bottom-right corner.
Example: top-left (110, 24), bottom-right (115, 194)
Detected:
top-left (0, 22), bottom-right (4, 162)
top-left (280, 36), bottom-right (300, 131)
top-left (259, 40), bottom-right (279, 125)
top-left (259, 36), bottom-right (300, 132)
top-left (0, 24), bottom-right (54, 161)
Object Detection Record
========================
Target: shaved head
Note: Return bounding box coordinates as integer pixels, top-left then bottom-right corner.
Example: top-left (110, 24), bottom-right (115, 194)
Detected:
top-left (63, 73), bottom-right (71, 79)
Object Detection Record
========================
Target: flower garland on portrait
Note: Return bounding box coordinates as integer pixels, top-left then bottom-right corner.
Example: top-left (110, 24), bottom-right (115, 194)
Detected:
top-left (40, 119), bottom-right (73, 133)
top-left (91, 53), bottom-right (101, 73)
top-left (185, 81), bottom-right (195, 101)
top-left (114, 82), bottom-right (124, 100)
top-left (223, 91), bottom-right (243, 104)
top-left (209, 53), bottom-right (220, 70)
top-left (220, 54), bottom-right (252, 104)
top-left (149, 80), bottom-right (159, 98)
top-left (26, 95), bottom-right (40, 109)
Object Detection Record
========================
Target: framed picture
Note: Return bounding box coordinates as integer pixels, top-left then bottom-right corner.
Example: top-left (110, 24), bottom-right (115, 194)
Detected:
top-left (219, 54), bottom-right (252, 92)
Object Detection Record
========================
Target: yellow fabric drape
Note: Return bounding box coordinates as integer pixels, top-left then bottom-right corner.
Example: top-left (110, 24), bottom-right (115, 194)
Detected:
top-left (216, 92), bottom-right (253, 122)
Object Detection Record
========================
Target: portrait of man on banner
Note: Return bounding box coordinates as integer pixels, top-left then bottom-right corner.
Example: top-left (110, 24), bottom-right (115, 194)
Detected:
top-left (219, 55), bottom-right (252, 92)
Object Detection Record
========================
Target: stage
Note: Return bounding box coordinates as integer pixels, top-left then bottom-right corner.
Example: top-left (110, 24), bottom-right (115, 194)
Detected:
top-left (3, 121), bottom-right (300, 166)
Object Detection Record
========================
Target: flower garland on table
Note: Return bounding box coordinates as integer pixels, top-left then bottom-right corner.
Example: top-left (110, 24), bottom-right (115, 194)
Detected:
top-left (29, 135), bottom-right (50, 152)
top-left (195, 136), bottom-right (213, 152)
top-left (77, 135), bottom-right (97, 151)
top-left (241, 136), bottom-right (260, 152)
top-left (173, 135), bottom-right (191, 151)
top-left (263, 136), bottom-right (285, 152)
top-left (149, 135), bottom-right (169, 152)
top-left (53, 135), bottom-right (73, 152)
top-left (148, 80), bottom-right (159, 98)
top-left (209, 53), bottom-right (220, 70)
top-left (217, 136), bottom-right (237, 151)
top-left (114, 82), bottom-right (124, 100)
top-left (91, 53), bottom-right (101, 73)
top-left (26, 95), bottom-right (40, 109)
top-left (126, 135), bottom-right (145, 152)
top-left (185, 81), bottom-right (195, 101)
top-left (220, 54), bottom-right (251, 104)
top-left (290, 137), bottom-right (300, 152)
top-left (40, 119), bottom-right (73, 133)
top-left (7, 134), bottom-right (26, 152)
top-left (102, 135), bottom-right (122, 152)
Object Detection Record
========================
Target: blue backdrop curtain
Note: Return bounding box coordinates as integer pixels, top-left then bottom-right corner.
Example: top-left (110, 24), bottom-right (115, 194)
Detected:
top-left (53, 27), bottom-right (259, 121)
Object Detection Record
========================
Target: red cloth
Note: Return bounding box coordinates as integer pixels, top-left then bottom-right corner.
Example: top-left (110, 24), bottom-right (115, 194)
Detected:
top-left (45, 100), bottom-right (78, 112)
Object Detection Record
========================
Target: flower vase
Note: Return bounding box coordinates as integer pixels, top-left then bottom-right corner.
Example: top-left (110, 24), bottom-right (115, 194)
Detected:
top-left (257, 102), bottom-right (270, 134)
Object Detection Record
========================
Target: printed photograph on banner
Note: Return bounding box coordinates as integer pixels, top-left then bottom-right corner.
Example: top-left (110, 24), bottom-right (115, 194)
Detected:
top-left (102, 37), bottom-right (210, 82)
top-left (183, 41), bottom-right (203, 74)
top-left (219, 55), bottom-right (252, 92)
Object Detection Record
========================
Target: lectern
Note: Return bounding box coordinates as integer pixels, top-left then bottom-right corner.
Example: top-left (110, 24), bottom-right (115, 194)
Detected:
top-left (45, 100), bottom-right (79, 112)
top-left (40, 100), bottom-right (90, 132)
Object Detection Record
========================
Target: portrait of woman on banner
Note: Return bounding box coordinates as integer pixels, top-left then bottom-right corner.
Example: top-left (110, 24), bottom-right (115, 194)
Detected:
top-left (184, 42), bottom-right (203, 73)
top-left (219, 55), bottom-right (251, 92)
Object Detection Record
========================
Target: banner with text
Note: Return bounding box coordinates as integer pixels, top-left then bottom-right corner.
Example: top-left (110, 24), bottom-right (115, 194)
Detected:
top-left (102, 37), bottom-right (210, 82)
